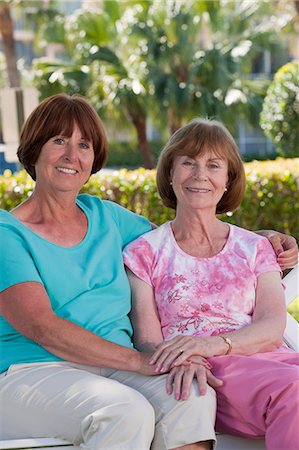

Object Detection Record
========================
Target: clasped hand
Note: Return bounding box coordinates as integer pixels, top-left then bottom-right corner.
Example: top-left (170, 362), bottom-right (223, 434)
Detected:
top-left (149, 336), bottom-right (223, 400)
top-left (166, 359), bottom-right (223, 400)
top-left (149, 335), bottom-right (217, 373)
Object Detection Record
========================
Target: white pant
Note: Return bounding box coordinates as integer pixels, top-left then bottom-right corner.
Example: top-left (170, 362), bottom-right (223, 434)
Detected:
top-left (0, 362), bottom-right (216, 449)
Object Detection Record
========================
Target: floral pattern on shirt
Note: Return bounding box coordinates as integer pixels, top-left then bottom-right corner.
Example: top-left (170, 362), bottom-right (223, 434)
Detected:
top-left (123, 222), bottom-right (282, 340)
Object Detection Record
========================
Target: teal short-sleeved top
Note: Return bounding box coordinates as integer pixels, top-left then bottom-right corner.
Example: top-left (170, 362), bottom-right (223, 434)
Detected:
top-left (0, 194), bottom-right (151, 373)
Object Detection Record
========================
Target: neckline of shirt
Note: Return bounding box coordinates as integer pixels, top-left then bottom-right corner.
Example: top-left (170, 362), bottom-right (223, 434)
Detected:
top-left (167, 221), bottom-right (233, 260)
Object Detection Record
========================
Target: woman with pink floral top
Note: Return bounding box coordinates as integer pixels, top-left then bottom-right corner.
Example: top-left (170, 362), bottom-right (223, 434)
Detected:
top-left (123, 118), bottom-right (299, 450)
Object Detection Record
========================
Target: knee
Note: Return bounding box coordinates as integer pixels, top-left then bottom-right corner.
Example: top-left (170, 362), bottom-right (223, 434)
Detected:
top-left (282, 377), bottom-right (299, 403)
top-left (189, 385), bottom-right (217, 418)
top-left (79, 389), bottom-right (155, 447)
top-left (187, 384), bottom-right (216, 407)
top-left (269, 375), bottom-right (299, 412)
top-left (90, 381), bottom-right (155, 428)
top-left (124, 389), bottom-right (155, 426)
top-left (151, 385), bottom-right (217, 450)
top-left (160, 382), bottom-right (217, 423)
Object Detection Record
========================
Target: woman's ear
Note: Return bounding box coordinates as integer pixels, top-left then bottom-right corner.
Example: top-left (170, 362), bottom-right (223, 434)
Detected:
top-left (170, 166), bottom-right (174, 182)
top-left (225, 174), bottom-right (229, 187)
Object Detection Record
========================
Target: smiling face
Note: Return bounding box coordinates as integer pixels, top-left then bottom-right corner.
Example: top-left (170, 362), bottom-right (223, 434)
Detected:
top-left (170, 150), bottom-right (229, 212)
top-left (34, 123), bottom-right (94, 194)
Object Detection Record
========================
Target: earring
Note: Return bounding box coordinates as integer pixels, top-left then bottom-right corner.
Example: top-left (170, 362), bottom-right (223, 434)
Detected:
top-left (170, 181), bottom-right (173, 185)
top-left (224, 187), bottom-right (228, 192)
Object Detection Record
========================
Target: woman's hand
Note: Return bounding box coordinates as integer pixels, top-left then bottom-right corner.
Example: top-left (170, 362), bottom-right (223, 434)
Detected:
top-left (166, 363), bottom-right (223, 401)
top-left (134, 351), bottom-right (162, 376)
top-left (150, 335), bottom-right (221, 372)
top-left (271, 234), bottom-right (298, 270)
top-left (257, 231), bottom-right (298, 269)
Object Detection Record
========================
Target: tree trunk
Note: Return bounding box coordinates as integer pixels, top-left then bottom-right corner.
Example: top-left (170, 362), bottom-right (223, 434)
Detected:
top-left (294, 0), bottom-right (299, 18)
top-left (128, 109), bottom-right (154, 169)
top-left (0, 6), bottom-right (20, 87)
top-left (168, 108), bottom-right (182, 135)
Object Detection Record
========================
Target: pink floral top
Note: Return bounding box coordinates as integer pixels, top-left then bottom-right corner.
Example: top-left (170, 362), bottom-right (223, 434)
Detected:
top-left (123, 222), bottom-right (282, 340)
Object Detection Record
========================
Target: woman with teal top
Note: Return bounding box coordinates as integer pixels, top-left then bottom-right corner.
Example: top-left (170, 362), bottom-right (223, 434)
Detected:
top-left (0, 94), bottom-right (297, 450)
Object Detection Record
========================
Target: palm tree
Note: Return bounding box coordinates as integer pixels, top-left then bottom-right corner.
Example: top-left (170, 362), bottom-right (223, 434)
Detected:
top-left (32, 0), bottom-right (296, 160)
top-left (0, 2), bottom-right (20, 87)
top-left (33, 4), bottom-right (154, 168)
top-left (123, 0), bottom-right (294, 135)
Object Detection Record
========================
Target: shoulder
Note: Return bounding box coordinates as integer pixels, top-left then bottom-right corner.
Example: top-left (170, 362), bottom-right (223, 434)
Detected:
top-left (0, 209), bottom-right (23, 237)
top-left (77, 194), bottom-right (151, 245)
top-left (230, 225), bottom-right (276, 260)
top-left (123, 222), bottom-right (173, 280)
top-left (0, 209), bottom-right (34, 261)
top-left (229, 224), bottom-right (270, 245)
top-left (77, 194), bottom-right (122, 223)
top-left (0, 209), bottom-right (8, 222)
top-left (77, 193), bottom-right (102, 210)
top-left (124, 222), bottom-right (170, 251)
top-left (77, 193), bottom-right (136, 219)
top-left (140, 222), bottom-right (170, 244)
top-left (0, 209), bottom-right (15, 223)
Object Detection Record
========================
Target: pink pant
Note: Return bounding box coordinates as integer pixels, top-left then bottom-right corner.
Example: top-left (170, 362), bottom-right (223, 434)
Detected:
top-left (209, 350), bottom-right (299, 450)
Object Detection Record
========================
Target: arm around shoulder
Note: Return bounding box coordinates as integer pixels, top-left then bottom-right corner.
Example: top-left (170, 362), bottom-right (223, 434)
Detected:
top-left (255, 230), bottom-right (298, 269)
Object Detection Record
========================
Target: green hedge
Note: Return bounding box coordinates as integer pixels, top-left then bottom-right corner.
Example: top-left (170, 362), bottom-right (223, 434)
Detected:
top-left (1, 158), bottom-right (298, 321)
top-left (1, 158), bottom-right (298, 242)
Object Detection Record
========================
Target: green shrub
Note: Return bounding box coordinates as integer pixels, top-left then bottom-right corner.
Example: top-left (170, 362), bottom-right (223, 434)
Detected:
top-left (1, 159), bottom-right (298, 322)
top-left (224, 158), bottom-right (299, 243)
top-left (1, 158), bottom-right (298, 243)
top-left (260, 61), bottom-right (299, 157)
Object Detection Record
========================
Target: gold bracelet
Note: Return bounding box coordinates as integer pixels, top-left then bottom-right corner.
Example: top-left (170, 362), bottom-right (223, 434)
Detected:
top-left (219, 335), bottom-right (232, 355)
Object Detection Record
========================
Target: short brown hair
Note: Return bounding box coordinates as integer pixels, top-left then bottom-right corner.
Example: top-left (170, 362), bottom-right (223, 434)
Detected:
top-left (17, 93), bottom-right (108, 180)
top-left (156, 118), bottom-right (246, 214)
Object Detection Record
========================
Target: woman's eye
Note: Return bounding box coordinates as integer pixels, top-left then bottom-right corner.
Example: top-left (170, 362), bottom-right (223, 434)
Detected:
top-left (80, 142), bottom-right (90, 149)
top-left (53, 138), bottom-right (64, 145)
top-left (182, 160), bottom-right (193, 166)
top-left (209, 163), bottom-right (219, 169)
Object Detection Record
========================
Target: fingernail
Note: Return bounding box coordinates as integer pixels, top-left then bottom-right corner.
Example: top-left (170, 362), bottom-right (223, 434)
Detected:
top-left (160, 367), bottom-right (166, 372)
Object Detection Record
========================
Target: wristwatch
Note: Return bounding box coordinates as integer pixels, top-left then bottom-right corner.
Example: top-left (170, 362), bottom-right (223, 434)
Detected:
top-left (219, 335), bottom-right (232, 355)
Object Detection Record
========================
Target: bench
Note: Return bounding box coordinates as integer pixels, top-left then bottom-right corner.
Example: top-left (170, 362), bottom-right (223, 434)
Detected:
top-left (1, 266), bottom-right (298, 450)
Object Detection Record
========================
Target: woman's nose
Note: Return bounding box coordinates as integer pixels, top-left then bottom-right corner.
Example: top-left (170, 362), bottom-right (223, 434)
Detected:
top-left (192, 166), bottom-right (207, 180)
top-left (63, 142), bottom-right (77, 161)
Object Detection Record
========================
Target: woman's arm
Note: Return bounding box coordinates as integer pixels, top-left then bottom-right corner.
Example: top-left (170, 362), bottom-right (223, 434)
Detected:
top-left (0, 281), bottom-right (156, 376)
top-left (126, 268), bottom-right (164, 352)
top-left (150, 271), bottom-right (286, 371)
